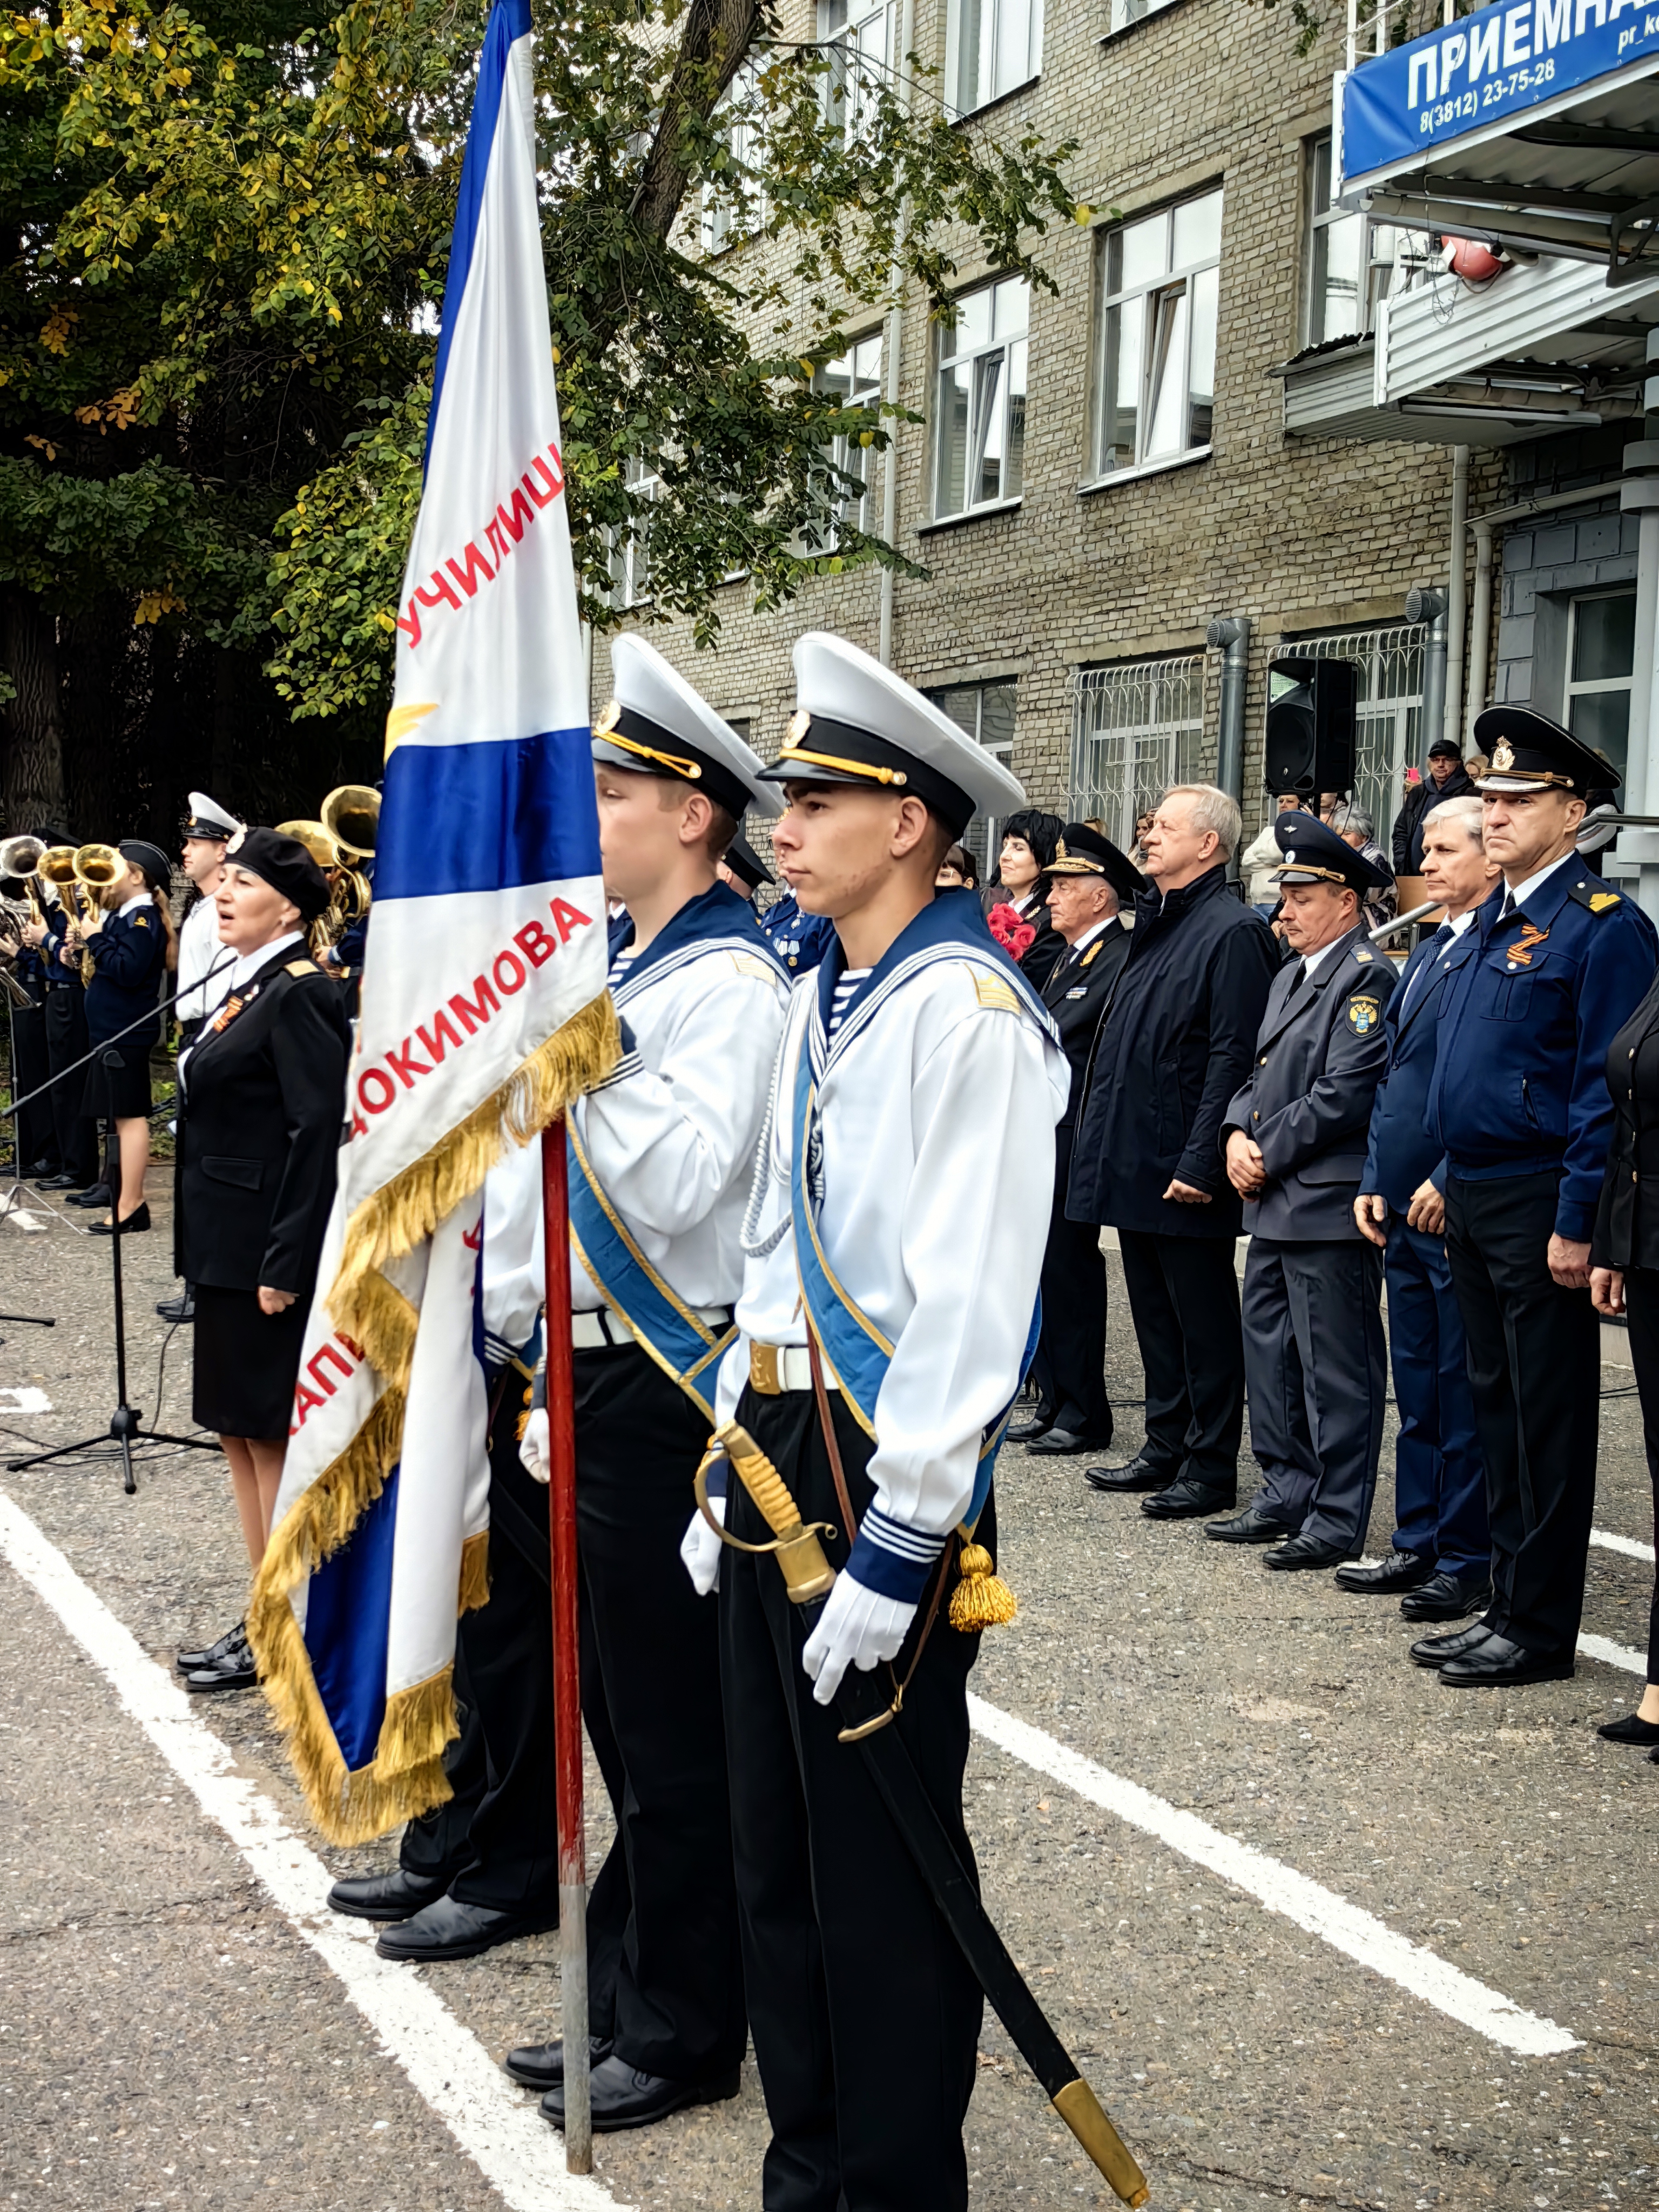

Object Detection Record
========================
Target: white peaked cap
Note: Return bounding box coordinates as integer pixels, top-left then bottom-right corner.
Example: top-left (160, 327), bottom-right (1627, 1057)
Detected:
top-left (185, 790), bottom-right (242, 838)
top-left (597, 635), bottom-right (780, 819)
top-left (763, 631), bottom-right (1027, 833)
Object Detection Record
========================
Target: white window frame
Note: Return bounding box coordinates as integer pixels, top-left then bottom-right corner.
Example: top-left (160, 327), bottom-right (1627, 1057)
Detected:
top-left (701, 63), bottom-right (766, 255)
top-left (1108, 0), bottom-right (1179, 29)
top-left (927, 679), bottom-right (1016, 880)
top-left (804, 335), bottom-right (885, 549)
top-left (608, 454), bottom-right (660, 610)
top-left (1069, 656), bottom-right (1204, 853)
top-left (821, 0), bottom-right (897, 146)
top-left (945, 0), bottom-right (1042, 118)
top-left (1565, 587), bottom-right (1638, 779)
top-left (1089, 186), bottom-right (1222, 483)
top-left (1301, 132), bottom-right (1433, 350)
top-left (930, 276), bottom-right (1029, 523)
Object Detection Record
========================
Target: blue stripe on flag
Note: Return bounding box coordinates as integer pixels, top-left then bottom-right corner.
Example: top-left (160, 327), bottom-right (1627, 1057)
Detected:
top-left (427, 0), bottom-right (535, 465)
top-left (377, 725), bottom-right (601, 899)
top-left (306, 1469), bottom-right (400, 1772)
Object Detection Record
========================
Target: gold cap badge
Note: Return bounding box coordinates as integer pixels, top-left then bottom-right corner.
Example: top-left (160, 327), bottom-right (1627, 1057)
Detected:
top-left (1491, 737), bottom-right (1516, 773)
top-left (595, 697), bottom-right (622, 736)
top-left (785, 709), bottom-right (812, 746)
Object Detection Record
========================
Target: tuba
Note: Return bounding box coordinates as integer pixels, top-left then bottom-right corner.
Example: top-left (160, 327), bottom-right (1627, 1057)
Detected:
top-left (0, 833), bottom-right (49, 927)
top-left (318, 784), bottom-right (376, 948)
top-left (71, 843), bottom-right (124, 986)
top-left (274, 819), bottom-right (341, 873)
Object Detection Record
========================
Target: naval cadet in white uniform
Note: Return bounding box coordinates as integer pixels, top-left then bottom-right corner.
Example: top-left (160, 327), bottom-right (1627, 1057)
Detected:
top-left (515, 637), bottom-right (792, 2132)
top-left (683, 632), bottom-right (1068, 2212)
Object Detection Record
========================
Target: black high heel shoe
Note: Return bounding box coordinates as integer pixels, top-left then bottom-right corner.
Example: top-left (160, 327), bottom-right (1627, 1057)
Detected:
top-left (89, 1202), bottom-right (150, 1235)
top-left (1598, 1710), bottom-right (1659, 1745)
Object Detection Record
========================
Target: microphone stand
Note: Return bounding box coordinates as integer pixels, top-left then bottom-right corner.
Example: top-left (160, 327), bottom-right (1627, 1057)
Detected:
top-left (5, 954), bottom-right (238, 1495)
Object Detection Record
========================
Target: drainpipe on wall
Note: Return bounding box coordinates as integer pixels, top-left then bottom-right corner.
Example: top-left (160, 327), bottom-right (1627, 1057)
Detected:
top-left (1618, 334), bottom-right (1659, 925)
top-left (876, 0), bottom-right (916, 670)
top-left (1205, 615), bottom-right (1251, 876)
top-left (1445, 447), bottom-right (1468, 746)
top-left (1406, 586), bottom-right (1448, 767)
top-left (1466, 483), bottom-right (1619, 742)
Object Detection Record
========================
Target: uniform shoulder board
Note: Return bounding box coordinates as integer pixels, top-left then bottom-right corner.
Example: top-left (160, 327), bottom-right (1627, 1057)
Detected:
top-left (286, 957), bottom-right (322, 978)
top-left (132, 910), bottom-right (150, 928)
top-left (1567, 877), bottom-right (1621, 915)
top-left (1352, 946), bottom-right (1373, 962)
top-left (971, 970), bottom-right (1021, 1015)
top-left (729, 950), bottom-right (779, 983)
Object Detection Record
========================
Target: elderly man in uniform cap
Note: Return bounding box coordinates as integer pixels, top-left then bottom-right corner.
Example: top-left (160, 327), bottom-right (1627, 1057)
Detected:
top-left (1008, 822), bottom-right (1143, 1456)
top-left (718, 828), bottom-right (772, 901)
top-left (1212, 812), bottom-right (1400, 1568)
top-left (1419, 707), bottom-right (1656, 1688)
top-left (683, 631), bottom-right (1067, 2212)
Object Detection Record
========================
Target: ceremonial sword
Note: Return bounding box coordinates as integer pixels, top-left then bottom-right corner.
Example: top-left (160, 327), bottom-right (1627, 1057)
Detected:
top-left (707, 1422), bottom-right (1151, 2207)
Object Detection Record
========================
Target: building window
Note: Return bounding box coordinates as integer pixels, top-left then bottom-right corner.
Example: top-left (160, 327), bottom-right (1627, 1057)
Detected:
top-left (1091, 187), bottom-right (1220, 480)
top-left (608, 454), bottom-right (660, 610)
top-left (949, 0), bottom-right (1041, 117)
top-left (1069, 656), bottom-right (1204, 852)
top-left (823, 0), bottom-right (896, 144)
top-left (928, 679), bottom-right (1016, 879)
top-left (1281, 623), bottom-right (1427, 853)
top-left (702, 64), bottom-right (764, 254)
top-left (932, 277), bottom-right (1027, 521)
top-left (1566, 589), bottom-right (1637, 781)
top-left (1108, 0), bottom-right (1178, 27)
top-left (1301, 133), bottom-right (1432, 349)
top-left (805, 336), bottom-right (885, 547)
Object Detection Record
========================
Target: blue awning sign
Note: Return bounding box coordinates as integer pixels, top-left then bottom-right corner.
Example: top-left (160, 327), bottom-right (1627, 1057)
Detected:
top-left (1340, 3), bottom-right (1659, 192)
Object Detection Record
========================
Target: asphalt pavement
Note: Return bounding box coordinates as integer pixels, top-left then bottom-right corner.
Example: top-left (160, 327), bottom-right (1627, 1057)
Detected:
top-left (0, 1172), bottom-right (1655, 2212)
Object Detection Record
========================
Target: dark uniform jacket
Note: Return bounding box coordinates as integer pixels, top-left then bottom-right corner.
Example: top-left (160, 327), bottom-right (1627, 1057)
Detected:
top-left (1392, 766), bottom-right (1474, 874)
top-left (175, 945), bottom-right (350, 1297)
top-left (83, 900), bottom-right (166, 1050)
top-left (1426, 863), bottom-right (1657, 1243)
top-left (1591, 975), bottom-right (1659, 1272)
top-left (1040, 916), bottom-right (1132, 1128)
top-left (1223, 923), bottom-right (1399, 1242)
top-left (1360, 922), bottom-right (1476, 1211)
top-left (41, 903), bottom-right (83, 989)
top-left (757, 889), bottom-right (835, 977)
top-left (1068, 865), bottom-right (1279, 1239)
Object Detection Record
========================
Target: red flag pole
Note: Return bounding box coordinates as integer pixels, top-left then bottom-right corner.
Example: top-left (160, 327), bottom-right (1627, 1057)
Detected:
top-left (540, 1117), bottom-right (590, 2170)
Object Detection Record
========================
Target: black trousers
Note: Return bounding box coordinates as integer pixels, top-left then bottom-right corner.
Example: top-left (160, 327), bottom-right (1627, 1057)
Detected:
top-left (1029, 1124), bottom-right (1111, 1442)
top-left (1445, 1171), bottom-right (1600, 1662)
top-left (10, 1000), bottom-right (56, 1169)
top-left (721, 1384), bottom-right (986, 2212)
top-left (1614, 1268), bottom-right (1659, 1685)
top-left (1116, 1228), bottom-right (1245, 1493)
top-left (574, 1340), bottom-right (746, 2081)
top-left (42, 988), bottom-right (98, 1184)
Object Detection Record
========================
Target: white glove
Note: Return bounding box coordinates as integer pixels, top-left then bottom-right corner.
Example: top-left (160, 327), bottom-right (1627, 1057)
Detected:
top-left (801, 1573), bottom-right (916, 1707)
top-left (679, 1493), bottom-right (726, 1597)
top-left (519, 1406), bottom-right (550, 1485)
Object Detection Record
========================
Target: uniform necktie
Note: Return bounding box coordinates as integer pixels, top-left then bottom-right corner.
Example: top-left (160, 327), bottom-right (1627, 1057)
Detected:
top-left (1401, 922), bottom-right (1454, 1015)
top-left (1500, 890), bottom-right (1518, 921)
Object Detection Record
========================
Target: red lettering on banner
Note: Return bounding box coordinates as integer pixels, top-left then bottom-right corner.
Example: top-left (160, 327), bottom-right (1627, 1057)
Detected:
top-left (395, 599), bottom-right (421, 649)
top-left (291, 1331), bottom-right (365, 1435)
top-left (358, 1065), bottom-right (396, 1114)
top-left (493, 948), bottom-right (527, 995)
top-left (495, 485), bottom-right (535, 545)
top-left (351, 1109), bottom-right (370, 1139)
top-left (309, 1341), bottom-right (354, 1393)
top-left (514, 919), bottom-right (556, 969)
top-left (449, 975), bottom-right (500, 1035)
top-left (415, 570), bottom-right (462, 616)
top-left (293, 1380), bottom-right (325, 1422)
top-left (484, 517), bottom-right (509, 565)
top-left (549, 896), bottom-right (592, 943)
top-left (446, 541), bottom-right (495, 599)
top-left (415, 1005), bottom-right (463, 1065)
top-left (399, 441), bottom-right (564, 651)
top-left (463, 1217), bottom-right (483, 1253)
top-left (523, 450), bottom-right (563, 507)
top-left (386, 1036), bottom-right (431, 1089)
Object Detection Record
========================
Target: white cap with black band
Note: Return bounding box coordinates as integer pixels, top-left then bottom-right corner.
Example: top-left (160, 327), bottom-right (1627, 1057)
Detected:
top-left (594, 637), bottom-right (779, 821)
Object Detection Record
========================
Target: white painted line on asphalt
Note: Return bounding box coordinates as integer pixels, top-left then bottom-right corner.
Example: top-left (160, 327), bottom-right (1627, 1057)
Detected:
top-left (1590, 1526), bottom-right (1656, 1566)
top-left (0, 1387), bottom-right (52, 1413)
top-left (0, 1487), bottom-right (623, 2212)
top-left (1577, 1630), bottom-right (1647, 1675)
top-left (968, 1693), bottom-right (1581, 2059)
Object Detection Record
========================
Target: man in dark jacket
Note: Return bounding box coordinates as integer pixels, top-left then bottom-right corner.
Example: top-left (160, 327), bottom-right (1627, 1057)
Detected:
top-left (1010, 824), bottom-right (1142, 1456)
top-left (1392, 739), bottom-right (1473, 875)
top-left (1213, 813), bottom-right (1398, 1570)
top-left (1069, 785), bottom-right (1278, 1518)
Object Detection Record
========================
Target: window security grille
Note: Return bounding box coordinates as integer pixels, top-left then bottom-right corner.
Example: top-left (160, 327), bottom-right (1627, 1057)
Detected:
top-left (1068, 656), bottom-right (1205, 851)
top-left (1283, 623), bottom-right (1427, 852)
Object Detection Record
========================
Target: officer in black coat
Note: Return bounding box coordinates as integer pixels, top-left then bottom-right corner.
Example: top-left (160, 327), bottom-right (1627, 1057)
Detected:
top-left (1009, 824), bottom-right (1142, 1455)
top-left (1214, 812), bottom-right (1399, 1569)
top-left (1068, 788), bottom-right (1278, 1516)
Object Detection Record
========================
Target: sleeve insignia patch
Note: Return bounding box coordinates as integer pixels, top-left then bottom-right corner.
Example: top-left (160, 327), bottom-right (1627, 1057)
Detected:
top-left (1081, 940), bottom-right (1102, 968)
top-left (972, 972), bottom-right (1021, 1015)
top-left (1347, 996), bottom-right (1381, 1034)
top-left (132, 911), bottom-right (150, 927)
top-left (730, 951), bottom-right (779, 982)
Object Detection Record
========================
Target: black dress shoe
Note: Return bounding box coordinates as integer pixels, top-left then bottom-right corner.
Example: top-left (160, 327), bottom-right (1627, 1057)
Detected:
top-left (156, 1292), bottom-right (195, 1324)
top-left (1083, 1455), bottom-right (1173, 1494)
top-left (1596, 1711), bottom-right (1659, 1746)
top-left (1006, 1414), bottom-right (1054, 1444)
top-left (89, 1203), bottom-right (149, 1235)
top-left (328, 1866), bottom-right (455, 1921)
top-left (1400, 1570), bottom-right (1493, 1622)
top-left (375, 1893), bottom-right (559, 1962)
top-left (1410, 1621), bottom-right (1495, 1669)
top-left (1028, 1426), bottom-right (1113, 1457)
top-left (66, 1182), bottom-right (112, 1207)
top-left (25, 1159), bottom-right (59, 1179)
top-left (183, 1643), bottom-right (258, 1692)
top-left (178, 1620), bottom-right (247, 1674)
top-left (1203, 1502), bottom-right (1293, 1543)
top-left (1333, 1548), bottom-right (1432, 1595)
top-left (503, 2035), bottom-right (615, 2090)
top-left (1142, 1479), bottom-right (1237, 1521)
top-left (540, 2052), bottom-right (741, 2134)
top-left (1263, 1531), bottom-right (1356, 1571)
top-left (35, 1172), bottom-right (78, 1190)
top-left (1439, 1633), bottom-right (1574, 1689)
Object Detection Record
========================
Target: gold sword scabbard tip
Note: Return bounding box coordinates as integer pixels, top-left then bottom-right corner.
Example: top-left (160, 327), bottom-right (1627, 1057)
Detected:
top-left (1051, 2078), bottom-right (1149, 2207)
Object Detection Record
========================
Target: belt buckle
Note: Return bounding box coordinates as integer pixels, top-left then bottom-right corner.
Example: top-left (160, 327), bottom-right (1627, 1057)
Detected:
top-left (750, 1342), bottom-right (783, 1395)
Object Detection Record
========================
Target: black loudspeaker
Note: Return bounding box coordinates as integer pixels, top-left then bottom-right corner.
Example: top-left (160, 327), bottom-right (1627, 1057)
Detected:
top-left (1265, 656), bottom-right (1357, 798)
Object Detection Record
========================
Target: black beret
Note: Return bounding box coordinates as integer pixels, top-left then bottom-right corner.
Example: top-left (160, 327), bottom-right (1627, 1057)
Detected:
top-left (228, 826), bottom-right (332, 922)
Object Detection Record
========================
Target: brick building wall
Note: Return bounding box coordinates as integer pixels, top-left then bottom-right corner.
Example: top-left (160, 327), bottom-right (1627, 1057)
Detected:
top-left (594, 0), bottom-right (1509, 857)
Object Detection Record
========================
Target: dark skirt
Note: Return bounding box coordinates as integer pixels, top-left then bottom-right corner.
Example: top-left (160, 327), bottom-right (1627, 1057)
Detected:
top-left (80, 1034), bottom-right (153, 1123)
top-left (192, 1283), bottom-right (309, 1440)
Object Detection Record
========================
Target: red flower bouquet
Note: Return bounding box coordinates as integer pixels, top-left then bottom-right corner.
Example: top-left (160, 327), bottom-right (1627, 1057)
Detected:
top-left (987, 902), bottom-right (1036, 959)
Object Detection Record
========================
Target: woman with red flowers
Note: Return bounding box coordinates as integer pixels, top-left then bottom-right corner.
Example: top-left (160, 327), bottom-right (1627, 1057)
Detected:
top-left (983, 808), bottom-right (1065, 987)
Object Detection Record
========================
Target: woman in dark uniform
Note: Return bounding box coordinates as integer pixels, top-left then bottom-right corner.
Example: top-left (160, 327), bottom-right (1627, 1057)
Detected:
top-left (1590, 972), bottom-right (1659, 1757)
top-left (174, 829), bottom-right (350, 1692)
top-left (74, 839), bottom-right (176, 1233)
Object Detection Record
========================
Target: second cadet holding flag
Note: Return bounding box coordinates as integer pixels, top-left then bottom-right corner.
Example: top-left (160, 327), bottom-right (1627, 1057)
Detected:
top-left (515, 637), bottom-right (792, 2131)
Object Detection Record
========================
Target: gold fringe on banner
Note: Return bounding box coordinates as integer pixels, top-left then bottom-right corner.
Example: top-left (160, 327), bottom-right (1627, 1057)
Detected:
top-left (458, 1527), bottom-right (490, 1614)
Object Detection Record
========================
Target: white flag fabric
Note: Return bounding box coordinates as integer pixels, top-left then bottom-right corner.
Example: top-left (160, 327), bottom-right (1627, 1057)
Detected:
top-left (249, 0), bottom-right (613, 1843)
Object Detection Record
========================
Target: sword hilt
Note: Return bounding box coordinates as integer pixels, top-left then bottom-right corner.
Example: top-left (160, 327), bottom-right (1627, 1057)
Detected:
top-left (714, 1420), bottom-right (838, 1603)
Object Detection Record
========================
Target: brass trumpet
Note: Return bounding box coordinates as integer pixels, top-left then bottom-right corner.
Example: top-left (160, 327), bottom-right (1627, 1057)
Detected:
top-left (273, 819), bottom-right (341, 872)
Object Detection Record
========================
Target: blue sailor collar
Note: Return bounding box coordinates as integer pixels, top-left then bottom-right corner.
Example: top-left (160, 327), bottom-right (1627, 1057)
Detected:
top-left (609, 879), bottom-right (787, 1008)
top-left (810, 885), bottom-right (1058, 1075)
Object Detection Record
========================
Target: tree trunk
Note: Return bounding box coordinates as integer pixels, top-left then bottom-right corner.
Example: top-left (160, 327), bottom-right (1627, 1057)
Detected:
top-left (0, 589), bottom-right (68, 835)
top-left (61, 594), bottom-right (131, 840)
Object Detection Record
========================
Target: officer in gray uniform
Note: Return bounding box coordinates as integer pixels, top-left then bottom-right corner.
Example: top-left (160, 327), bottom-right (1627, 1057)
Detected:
top-left (1211, 812), bottom-right (1399, 1569)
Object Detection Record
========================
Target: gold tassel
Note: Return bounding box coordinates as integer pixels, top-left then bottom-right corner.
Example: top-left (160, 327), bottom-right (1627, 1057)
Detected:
top-left (458, 1528), bottom-right (490, 1615)
top-left (949, 1540), bottom-right (1018, 1631)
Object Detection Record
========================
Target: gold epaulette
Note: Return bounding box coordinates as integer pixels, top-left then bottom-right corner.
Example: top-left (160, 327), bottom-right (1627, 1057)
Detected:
top-left (972, 971), bottom-right (1021, 1014)
top-left (286, 958), bottom-right (322, 978)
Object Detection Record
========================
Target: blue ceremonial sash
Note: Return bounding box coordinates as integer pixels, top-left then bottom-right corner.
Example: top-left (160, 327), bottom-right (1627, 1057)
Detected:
top-left (567, 881), bottom-right (786, 1418)
top-left (790, 889), bottom-right (1050, 1528)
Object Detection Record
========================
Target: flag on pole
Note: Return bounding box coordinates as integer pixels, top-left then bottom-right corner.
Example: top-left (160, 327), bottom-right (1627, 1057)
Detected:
top-left (248, 0), bottom-right (614, 1843)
